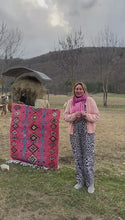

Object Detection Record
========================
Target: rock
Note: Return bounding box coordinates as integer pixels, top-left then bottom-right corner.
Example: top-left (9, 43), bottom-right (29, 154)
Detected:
top-left (0, 164), bottom-right (9, 171)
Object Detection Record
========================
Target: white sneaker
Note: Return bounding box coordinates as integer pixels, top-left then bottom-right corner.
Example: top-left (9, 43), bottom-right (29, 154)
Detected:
top-left (74, 183), bottom-right (83, 190)
top-left (87, 184), bottom-right (95, 194)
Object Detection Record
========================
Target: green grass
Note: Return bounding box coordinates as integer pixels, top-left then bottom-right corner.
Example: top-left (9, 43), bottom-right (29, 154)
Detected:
top-left (0, 93), bottom-right (125, 219)
top-left (91, 93), bottom-right (125, 98)
top-left (49, 93), bottom-right (125, 109)
top-left (0, 161), bottom-right (125, 220)
top-left (108, 93), bottom-right (125, 98)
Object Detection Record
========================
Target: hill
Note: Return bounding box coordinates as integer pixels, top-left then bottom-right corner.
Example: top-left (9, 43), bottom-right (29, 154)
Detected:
top-left (0, 47), bottom-right (125, 94)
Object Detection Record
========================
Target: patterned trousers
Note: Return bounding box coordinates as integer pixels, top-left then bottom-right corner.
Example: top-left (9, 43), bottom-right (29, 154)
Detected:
top-left (70, 118), bottom-right (95, 188)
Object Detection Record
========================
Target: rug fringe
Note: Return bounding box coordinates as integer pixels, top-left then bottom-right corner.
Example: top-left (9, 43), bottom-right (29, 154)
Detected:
top-left (6, 160), bottom-right (50, 170)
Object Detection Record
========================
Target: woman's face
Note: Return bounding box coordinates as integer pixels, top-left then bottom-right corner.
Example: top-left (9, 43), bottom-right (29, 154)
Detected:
top-left (74, 84), bottom-right (84, 97)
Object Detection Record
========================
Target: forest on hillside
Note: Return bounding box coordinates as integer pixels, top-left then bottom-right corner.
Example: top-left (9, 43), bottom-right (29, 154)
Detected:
top-left (0, 47), bottom-right (125, 95)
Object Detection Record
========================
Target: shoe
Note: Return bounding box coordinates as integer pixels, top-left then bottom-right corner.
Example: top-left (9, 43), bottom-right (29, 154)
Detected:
top-left (74, 183), bottom-right (83, 190)
top-left (87, 184), bottom-right (95, 194)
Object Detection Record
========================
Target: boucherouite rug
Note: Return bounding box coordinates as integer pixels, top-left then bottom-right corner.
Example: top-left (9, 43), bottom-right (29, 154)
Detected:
top-left (10, 103), bottom-right (60, 169)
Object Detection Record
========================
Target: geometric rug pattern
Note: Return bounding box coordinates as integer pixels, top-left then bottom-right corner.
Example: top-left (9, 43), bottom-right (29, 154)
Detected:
top-left (10, 103), bottom-right (60, 169)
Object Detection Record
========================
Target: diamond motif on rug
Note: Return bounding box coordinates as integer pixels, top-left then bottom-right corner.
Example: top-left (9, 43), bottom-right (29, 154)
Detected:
top-left (50, 124), bottom-right (57, 129)
top-left (50, 136), bottom-right (56, 142)
top-left (12, 147), bottom-right (17, 153)
top-left (28, 144), bottom-right (39, 153)
top-left (51, 118), bottom-right (57, 124)
top-left (14, 105), bottom-right (21, 110)
top-left (12, 124), bottom-right (18, 129)
top-left (31, 115), bottom-right (38, 120)
top-left (27, 154), bottom-right (38, 164)
top-left (30, 124), bottom-right (38, 132)
top-left (31, 107), bottom-right (40, 112)
top-left (13, 117), bottom-right (20, 123)
top-left (29, 134), bottom-right (39, 143)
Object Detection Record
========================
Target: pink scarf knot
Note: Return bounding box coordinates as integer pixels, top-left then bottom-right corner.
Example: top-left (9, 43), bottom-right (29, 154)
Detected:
top-left (71, 94), bottom-right (87, 114)
top-left (72, 94), bottom-right (87, 106)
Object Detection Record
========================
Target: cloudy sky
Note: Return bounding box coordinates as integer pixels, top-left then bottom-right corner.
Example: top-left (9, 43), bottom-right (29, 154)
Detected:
top-left (0, 0), bottom-right (125, 58)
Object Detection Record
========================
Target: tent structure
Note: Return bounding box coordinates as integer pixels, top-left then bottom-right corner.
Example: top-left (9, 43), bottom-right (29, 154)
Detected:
top-left (2, 66), bottom-right (52, 106)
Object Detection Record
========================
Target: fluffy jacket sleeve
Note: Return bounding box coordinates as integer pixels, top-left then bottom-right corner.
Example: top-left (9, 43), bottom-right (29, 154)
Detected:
top-left (64, 99), bottom-right (77, 122)
top-left (85, 97), bottom-right (99, 122)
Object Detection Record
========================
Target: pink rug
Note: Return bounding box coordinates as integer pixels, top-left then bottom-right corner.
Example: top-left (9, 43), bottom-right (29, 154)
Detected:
top-left (10, 103), bottom-right (60, 169)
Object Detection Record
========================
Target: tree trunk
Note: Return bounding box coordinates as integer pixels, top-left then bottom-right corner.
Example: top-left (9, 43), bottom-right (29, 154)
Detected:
top-left (103, 83), bottom-right (108, 107)
top-left (103, 90), bottom-right (108, 106)
top-left (103, 72), bottom-right (109, 107)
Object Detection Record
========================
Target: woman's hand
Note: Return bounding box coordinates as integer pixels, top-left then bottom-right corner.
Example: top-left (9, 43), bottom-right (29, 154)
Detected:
top-left (75, 111), bottom-right (82, 119)
top-left (81, 111), bottom-right (86, 117)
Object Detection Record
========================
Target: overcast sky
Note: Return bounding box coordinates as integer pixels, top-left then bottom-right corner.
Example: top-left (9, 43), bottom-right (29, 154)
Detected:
top-left (0, 0), bottom-right (125, 58)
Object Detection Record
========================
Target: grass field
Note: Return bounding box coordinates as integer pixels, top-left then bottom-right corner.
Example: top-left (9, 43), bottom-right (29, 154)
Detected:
top-left (0, 93), bottom-right (125, 220)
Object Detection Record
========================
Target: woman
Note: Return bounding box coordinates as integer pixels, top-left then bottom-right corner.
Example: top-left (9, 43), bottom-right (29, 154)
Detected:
top-left (64, 82), bottom-right (99, 193)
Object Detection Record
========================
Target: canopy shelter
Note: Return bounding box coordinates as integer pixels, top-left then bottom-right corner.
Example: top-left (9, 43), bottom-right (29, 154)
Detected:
top-left (2, 66), bottom-right (51, 106)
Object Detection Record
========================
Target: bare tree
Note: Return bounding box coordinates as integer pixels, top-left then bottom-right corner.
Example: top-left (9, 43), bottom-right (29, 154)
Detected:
top-left (92, 26), bottom-right (124, 106)
top-left (0, 22), bottom-right (23, 70)
top-left (4, 28), bottom-right (22, 64)
top-left (0, 23), bottom-right (7, 52)
top-left (56, 28), bottom-right (85, 89)
top-left (0, 22), bottom-right (23, 94)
